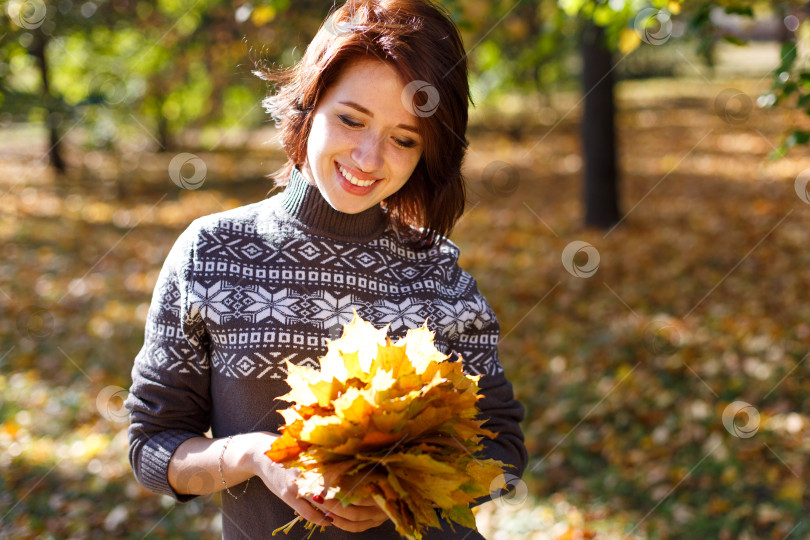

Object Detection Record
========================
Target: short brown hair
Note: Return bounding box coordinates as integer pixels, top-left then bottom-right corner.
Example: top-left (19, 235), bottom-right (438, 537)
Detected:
top-left (253, 0), bottom-right (471, 248)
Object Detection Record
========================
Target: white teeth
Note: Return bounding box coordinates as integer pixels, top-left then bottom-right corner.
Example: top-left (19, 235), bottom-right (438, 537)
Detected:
top-left (339, 164), bottom-right (377, 187)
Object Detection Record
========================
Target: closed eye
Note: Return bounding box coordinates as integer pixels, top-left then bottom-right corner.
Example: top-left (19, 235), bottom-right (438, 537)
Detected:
top-left (339, 113), bottom-right (418, 149)
top-left (394, 137), bottom-right (417, 149)
top-left (338, 114), bottom-right (362, 128)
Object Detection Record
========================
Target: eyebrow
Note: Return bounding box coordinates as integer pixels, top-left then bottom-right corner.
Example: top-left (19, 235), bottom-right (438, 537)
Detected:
top-left (338, 100), bottom-right (420, 134)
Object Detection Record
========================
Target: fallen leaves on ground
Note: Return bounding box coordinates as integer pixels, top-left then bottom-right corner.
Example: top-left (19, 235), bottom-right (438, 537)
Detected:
top-left (1, 77), bottom-right (810, 538)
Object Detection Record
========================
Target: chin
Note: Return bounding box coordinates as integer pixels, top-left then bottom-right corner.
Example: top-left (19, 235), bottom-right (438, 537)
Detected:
top-left (334, 199), bottom-right (378, 215)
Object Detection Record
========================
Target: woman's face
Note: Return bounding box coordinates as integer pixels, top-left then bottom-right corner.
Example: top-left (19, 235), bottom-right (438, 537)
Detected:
top-left (302, 58), bottom-right (424, 215)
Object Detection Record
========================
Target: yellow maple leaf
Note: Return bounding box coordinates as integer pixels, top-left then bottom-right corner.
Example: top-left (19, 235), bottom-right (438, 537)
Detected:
top-left (400, 321), bottom-right (450, 372)
top-left (332, 386), bottom-right (373, 426)
top-left (329, 311), bottom-right (389, 373)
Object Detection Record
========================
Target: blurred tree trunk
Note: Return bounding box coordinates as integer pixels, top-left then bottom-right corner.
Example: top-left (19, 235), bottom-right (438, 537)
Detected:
top-left (777, 4), bottom-right (794, 42)
top-left (581, 21), bottom-right (620, 229)
top-left (157, 111), bottom-right (171, 152)
top-left (30, 31), bottom-right (66, 174)
top-left (147, 72), bottom-right (172, 152)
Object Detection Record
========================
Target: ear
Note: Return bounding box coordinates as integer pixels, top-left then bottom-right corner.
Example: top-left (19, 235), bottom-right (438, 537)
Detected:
top-left (298, 160), bottom-right (314, 185)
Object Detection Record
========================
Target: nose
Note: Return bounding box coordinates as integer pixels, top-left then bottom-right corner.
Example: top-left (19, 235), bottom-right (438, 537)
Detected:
top-left (351, 132), bottom-right (384, 174)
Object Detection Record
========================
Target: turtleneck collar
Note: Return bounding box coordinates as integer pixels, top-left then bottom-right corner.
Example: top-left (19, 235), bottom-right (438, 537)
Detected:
top-left (279, 166), bottom-right (388, 241)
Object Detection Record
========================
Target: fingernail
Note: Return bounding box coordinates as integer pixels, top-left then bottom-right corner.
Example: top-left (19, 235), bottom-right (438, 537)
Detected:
top-left (312, 494), bottom-right (324, 504)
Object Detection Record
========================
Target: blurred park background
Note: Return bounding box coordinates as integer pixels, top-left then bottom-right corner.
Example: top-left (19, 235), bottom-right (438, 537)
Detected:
top-left (2, 0), bottom-right (810, 538)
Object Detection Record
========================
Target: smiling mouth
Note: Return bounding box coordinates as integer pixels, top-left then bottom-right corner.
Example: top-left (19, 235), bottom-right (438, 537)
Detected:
top-left (337, 163), bottom-right (380, 187)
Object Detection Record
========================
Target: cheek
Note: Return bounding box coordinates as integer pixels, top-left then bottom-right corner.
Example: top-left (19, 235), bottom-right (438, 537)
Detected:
top-left (307, 115), bottom-right (332, 157)
top-left (307, 116), bottom-right (351, 162)
top-left (395, 151), bottom-right (422, 180)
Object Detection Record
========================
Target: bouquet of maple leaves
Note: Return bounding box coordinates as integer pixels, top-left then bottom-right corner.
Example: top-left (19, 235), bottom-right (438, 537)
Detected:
top-left (265, 312), bottom-right (506, 539)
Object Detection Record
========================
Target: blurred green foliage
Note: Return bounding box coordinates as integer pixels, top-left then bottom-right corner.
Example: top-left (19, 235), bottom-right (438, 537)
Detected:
top-left (1, 0), bottom-right (809, 157)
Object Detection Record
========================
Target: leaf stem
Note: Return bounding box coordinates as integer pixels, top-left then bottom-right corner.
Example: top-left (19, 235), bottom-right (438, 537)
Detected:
top-left (271, 514), bottom-right (302, 536)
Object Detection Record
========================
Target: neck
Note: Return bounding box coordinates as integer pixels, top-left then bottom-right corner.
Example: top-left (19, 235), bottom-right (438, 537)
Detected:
top-left (279, 166), bottom-right (387, 241)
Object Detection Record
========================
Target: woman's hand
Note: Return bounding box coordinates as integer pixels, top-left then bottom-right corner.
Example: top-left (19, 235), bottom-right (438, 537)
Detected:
top-left (242, 432), bottom-right (332, 529)
top-left (169, 431), bottom-right (389, 532)
top-left (309, 494), bottom-right (389, 533)
top-left (244, 432), bottom-right (388, 532)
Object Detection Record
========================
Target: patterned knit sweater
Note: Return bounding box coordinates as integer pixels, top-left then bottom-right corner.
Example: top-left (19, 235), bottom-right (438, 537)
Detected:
top-left (126, 167), bottom-right (527, 539)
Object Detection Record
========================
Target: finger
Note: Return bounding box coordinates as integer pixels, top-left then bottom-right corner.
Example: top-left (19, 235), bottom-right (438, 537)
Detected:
top-left (327, 513), bottom-right (386, 533)
top-left (350, 496), bottom-right (380, 507)
top-left (318, 502), bottom-right (389, 531)
top-left (315, 494), bottom-right (379, 511)
top-left (288, 500), bottom-right (332, 528)
top-left (312, 499), bottom-right (378, 522)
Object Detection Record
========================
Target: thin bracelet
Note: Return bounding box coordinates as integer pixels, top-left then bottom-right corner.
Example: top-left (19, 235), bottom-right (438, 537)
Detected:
top-left (218, 435), bottom-right (251, 500)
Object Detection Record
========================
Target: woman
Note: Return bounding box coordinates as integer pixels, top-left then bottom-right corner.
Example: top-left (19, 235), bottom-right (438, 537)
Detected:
top-left (126, 1), bottom-right (527, 538)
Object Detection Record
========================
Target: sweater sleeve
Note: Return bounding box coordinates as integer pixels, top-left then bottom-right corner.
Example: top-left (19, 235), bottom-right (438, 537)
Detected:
top-left (447, 286), bottom-right (528, 502)
top-left (125, 221), bottom-right (212, 502)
